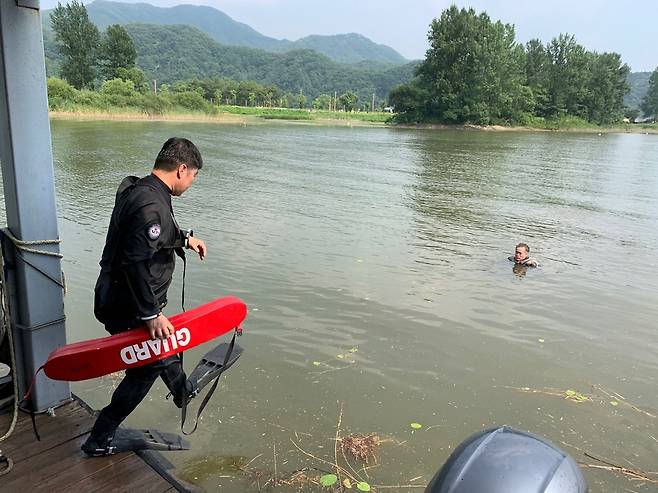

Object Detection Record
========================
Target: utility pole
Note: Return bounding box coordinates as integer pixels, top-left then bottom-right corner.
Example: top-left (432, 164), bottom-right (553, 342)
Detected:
top-left (372, 93), bottom-right (375, 113)
top-left (153, 79), bottom-right (157, 94)
top-left (334, 91), bottom-right (337, 112)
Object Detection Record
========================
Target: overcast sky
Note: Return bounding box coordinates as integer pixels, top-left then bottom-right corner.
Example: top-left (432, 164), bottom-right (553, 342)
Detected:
top-left (41, 0), bottom-right (658, 72)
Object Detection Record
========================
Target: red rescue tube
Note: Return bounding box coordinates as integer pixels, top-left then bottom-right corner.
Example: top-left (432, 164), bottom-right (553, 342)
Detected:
top-left (43, 296), bottom-right (247, 381)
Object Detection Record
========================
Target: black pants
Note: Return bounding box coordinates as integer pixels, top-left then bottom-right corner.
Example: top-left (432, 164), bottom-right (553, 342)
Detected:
top-left (89, 319), bottom-right (188, 443)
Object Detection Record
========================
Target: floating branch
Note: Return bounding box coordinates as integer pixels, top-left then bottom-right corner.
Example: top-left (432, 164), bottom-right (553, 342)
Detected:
top-left (502, 385), bottom-right (593, 402)
top-left (580, 452), bottom-right (658, 484)
top-left (591, 385), bottom-right (656, 418)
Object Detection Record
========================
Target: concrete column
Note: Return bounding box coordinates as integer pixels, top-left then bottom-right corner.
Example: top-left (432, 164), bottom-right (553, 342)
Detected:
top-left (0, 1), bottom-right (70, 410)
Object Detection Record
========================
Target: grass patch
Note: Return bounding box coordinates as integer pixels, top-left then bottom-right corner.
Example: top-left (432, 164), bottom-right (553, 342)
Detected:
top-left (261, 113), bottom-right (313, 120)
top-left (217, 105), bottom-right (390, 123)
top-left (522, 115), bottom-right (601, 130)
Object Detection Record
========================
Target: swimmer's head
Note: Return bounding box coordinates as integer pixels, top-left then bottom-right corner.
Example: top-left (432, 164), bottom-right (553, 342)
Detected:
top-left (514, 243), bottom-right (530, 262)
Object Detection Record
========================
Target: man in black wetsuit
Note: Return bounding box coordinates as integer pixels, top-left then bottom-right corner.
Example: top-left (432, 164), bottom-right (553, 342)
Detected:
top-left (82, 137), bottom-right (207, 456)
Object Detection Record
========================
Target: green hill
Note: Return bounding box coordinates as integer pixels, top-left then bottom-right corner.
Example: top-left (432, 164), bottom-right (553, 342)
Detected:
top-left (123, 24), bottom-right (417, 103)
top-left (42, 0), bottom-right (407, 65)
top-left (272, 33), bottom-right (407, 65)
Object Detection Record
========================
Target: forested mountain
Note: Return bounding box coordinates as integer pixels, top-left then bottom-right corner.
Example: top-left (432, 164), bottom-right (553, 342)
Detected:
top-left (41, 0), bottom-right (407, 65)
top-left (271, 34), bottom-right (407, 64)
top-left (625, 72), bottom-right (651, 111)
top-left (123, 24), bottom-right (417, 102)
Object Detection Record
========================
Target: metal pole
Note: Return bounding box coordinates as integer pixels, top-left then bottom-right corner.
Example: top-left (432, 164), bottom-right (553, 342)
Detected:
top-left (0, 1), bottom-right (70, 410)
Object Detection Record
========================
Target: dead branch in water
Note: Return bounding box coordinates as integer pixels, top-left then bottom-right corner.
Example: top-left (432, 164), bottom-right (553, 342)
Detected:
top-left (503, 384), bottom-right (657, 418)
top-left (591, 385), bottom-right (656, 418)
top-left (580, 452), bottom-right (658, 484)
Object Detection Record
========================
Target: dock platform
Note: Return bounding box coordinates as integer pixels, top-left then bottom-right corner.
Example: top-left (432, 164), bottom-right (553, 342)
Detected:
top-left (0, 396), bottom-right (195, 492)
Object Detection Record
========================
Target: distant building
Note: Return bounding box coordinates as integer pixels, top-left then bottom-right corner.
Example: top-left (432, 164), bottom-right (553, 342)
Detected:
top-left (383, 106), bottom-right (394, 113)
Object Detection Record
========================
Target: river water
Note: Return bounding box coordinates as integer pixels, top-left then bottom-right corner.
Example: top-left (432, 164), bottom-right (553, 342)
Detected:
top-left (8, 120), bottom-right (658, 491)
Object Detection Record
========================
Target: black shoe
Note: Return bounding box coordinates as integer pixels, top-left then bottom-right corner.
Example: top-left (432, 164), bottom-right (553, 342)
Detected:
top-left (173, 342), bottom-right (244, 408)
top-left (81, 434), bottom-right (115, 457)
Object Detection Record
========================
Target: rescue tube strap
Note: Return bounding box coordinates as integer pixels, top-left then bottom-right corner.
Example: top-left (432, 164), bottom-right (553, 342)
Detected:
top-left (21, 365), bottom-right (45, 442)
top-left (181, 330), bottom-right (237, 435)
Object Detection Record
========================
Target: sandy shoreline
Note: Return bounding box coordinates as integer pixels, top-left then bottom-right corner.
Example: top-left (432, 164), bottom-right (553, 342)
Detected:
top-left (49, 110), bottom-right (657, 134)
top-left (48, 110), bottom-right (385, 127)
top-left (49, 110), bottom-right (257, 124)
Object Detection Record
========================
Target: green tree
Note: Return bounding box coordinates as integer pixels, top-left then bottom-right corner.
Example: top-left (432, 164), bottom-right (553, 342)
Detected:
top-left (50, 1), bottom-right (100, 89)
top-left (524, 39), bottom-right (551, 116)
top-left (312, 94), bottom-right (332, 110)
top-left (116, 67), bottom-right (149, 93)
top-left (99, 24), bottom-right (137, 80)
top-left (415, 6), bottom-right (528, 123)
top-left (388, 81), bottom-right (428, 122)
top-left (298, 89), bottom-right (307, 109)
top-left (169, 91), bottom-right (211, 112)
top-left (545, 34), bottom-right (590, 118)
top-left (100, 78), bottom-right (136, 97)
top-left (338, 91), bottom-right (358, 111)
top-left (641, 67), bottom-right (658, 118)
top-left (99, 78), bottom-right (140, 107)
top-left (584, 52), bottom-right (629, 124)
top-left (237, 80), bottom-right (261, 105)
top-left (46, 77), bottom-right (77, 109)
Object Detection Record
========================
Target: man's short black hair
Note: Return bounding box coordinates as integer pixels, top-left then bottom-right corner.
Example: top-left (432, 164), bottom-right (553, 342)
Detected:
top-left (516, 242), bottom-right (530, 253)
top-left (154, 137), bottom-right (203, 171)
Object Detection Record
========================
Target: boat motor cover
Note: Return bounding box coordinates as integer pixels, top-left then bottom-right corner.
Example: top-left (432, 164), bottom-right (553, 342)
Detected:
top-left (425, 426), bottom-right (587, 493)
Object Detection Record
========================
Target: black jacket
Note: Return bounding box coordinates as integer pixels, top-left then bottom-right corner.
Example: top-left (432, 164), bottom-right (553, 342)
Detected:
top-left (94, 174), bottom-right (187, 330)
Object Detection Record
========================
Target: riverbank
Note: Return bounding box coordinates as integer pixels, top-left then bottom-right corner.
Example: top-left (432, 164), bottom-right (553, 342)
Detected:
top-left (400, 122), bottom-right (658, 134)
top-left (49, 108), bottom-right (658, 134)
top-left (48, 106), bottom-right (389, 127)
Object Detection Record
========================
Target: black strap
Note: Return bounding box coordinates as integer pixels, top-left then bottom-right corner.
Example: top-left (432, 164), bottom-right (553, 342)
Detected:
top-left (20, 366), bottom-right (44, 441)
top-left (181, 250), bottom-right (186, 313)
top-left (176, 247), bottom-right (187, 381)
top-left (10, 248), bottom-right (65, 289)
top-left (29, 407), bottom-right (40, 441)
top-left (181, 331), bottom-right (237, 435)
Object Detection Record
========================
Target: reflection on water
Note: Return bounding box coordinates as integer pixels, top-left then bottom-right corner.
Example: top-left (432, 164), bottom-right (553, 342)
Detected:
top-left (3, 121), bottom-right (657, 492)
top-left (512, 263), bottom-right (530, 278)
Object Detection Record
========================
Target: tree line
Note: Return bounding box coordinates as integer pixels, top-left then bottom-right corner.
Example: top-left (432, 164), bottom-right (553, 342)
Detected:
top-left (47, 2), bottom-right (658, 122)
top-left (48, 1), bottom-right (399, 112)
top-left (47, 73), bottom-right (374, 115)
top-left (389, 6), bottom-right (647, 125)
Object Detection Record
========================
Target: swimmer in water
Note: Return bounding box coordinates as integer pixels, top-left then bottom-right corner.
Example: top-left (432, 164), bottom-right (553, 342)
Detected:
top-left (508, 243), bottom-right (538, 267)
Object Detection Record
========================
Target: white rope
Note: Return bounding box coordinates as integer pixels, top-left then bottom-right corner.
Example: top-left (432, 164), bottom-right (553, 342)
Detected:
top-left (1, 227), bottom-right (62, 258)
top-left (0, 237), bottom-right (19, 445)
top-left (0, 228), bottom-right (67, 293)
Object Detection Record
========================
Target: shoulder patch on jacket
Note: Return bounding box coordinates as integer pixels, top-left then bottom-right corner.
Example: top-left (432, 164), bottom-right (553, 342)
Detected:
top-left (147, 223), bottom-right (161, 240)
